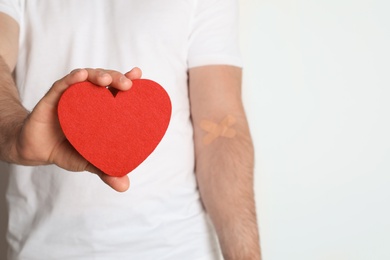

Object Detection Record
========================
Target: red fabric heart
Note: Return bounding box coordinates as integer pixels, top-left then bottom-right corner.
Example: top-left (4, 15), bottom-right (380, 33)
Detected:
top-left (57, 79), bottom-right (172, 177)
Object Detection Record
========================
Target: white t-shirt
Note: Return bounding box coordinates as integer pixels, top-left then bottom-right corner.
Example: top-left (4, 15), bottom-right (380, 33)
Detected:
top-left (0, 1), bottom-right (241, 259)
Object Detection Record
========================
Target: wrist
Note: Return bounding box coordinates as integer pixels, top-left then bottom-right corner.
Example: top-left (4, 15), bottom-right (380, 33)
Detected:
top-left (220, 238), bottom-right (261, 260)
top-left (0, 109), bottom-right (29, 164)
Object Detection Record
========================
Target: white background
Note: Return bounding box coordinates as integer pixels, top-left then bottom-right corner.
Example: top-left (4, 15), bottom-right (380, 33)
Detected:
top-left (240, 0), bottom-right (390, 259)
top-left (1, 0), bottom-right (390, 259)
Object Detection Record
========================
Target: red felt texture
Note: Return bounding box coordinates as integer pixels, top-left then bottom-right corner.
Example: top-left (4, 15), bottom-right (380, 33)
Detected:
top-left (57, 79), bottom-right (172, 177)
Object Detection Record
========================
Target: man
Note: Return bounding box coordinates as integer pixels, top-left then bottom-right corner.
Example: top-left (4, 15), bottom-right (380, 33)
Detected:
top-left (0, 0), bottom-right (260, 259)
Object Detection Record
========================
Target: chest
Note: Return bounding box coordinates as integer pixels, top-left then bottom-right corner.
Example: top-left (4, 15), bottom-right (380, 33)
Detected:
top-left (20, 1), bottom-right (195, 48)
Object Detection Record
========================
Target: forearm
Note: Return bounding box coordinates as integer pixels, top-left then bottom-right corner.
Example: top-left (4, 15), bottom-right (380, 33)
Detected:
top-left (194, 114), bottom-right (261, 260)
top-left (0, 56), bottom-right (29, 162)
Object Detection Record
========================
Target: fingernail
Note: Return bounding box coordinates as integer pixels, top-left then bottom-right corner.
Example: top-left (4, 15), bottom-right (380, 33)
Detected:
top-left (71, 69), bottom-right (81, 74)
top-left (120, 76), bottom-right (130, 84)
top-left (99, 71), bottom-right (109, 77)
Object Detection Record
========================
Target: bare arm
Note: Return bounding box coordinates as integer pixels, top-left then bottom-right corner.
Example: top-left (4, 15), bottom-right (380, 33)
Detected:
top-left (0, 12), bottom-right (28, 163)
top-left (189, 65), bottom-right (261, 259)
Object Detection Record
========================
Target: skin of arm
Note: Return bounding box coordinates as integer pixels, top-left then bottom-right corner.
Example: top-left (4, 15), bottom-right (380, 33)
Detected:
top-left (189, 65), bottom-right (261, 260)
top-left (0, 13), bottom-right (138, 192)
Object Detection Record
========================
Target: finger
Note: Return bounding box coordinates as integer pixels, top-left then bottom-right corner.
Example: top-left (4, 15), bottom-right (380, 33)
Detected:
top-left (43, 69), bottom-right (88, 107)
top-left (98, 173), bottom-right (130, 192)
top-left (124, 67), bottom-right (142, 80)
top-left (86, 164), bottom-right (130, 192)
top-left (51, 140), bottom-right (130, 192)
top-left (85, 68), bottom-right (132, 91)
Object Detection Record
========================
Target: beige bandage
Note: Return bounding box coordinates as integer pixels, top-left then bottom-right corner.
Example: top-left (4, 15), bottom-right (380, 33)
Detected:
top-left (200, 115), bottom-right (237, 145)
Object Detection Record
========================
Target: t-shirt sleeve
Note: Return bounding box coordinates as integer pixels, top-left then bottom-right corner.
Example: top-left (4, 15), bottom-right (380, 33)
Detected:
top-left (0, 0), bottom-right (22, 24)
top-left (187, 0), bottom-right (242, 68)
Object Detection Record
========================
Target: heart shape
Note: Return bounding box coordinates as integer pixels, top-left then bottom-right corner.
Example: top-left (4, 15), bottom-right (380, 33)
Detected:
top-left (58, 79), bottom-right (172, 177)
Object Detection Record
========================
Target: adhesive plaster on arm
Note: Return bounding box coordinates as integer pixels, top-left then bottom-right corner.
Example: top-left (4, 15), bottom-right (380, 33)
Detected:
top-left (200, 115), bottom-right (237, 145)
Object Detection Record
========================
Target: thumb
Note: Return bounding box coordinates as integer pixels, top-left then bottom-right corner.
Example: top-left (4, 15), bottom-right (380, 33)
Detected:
top-left (86, 164), bottom-right (130, 192)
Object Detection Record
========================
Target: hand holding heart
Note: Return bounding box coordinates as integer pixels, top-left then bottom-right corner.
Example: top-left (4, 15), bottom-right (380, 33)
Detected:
top-left (14, 68), bottom-right (142, 192)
